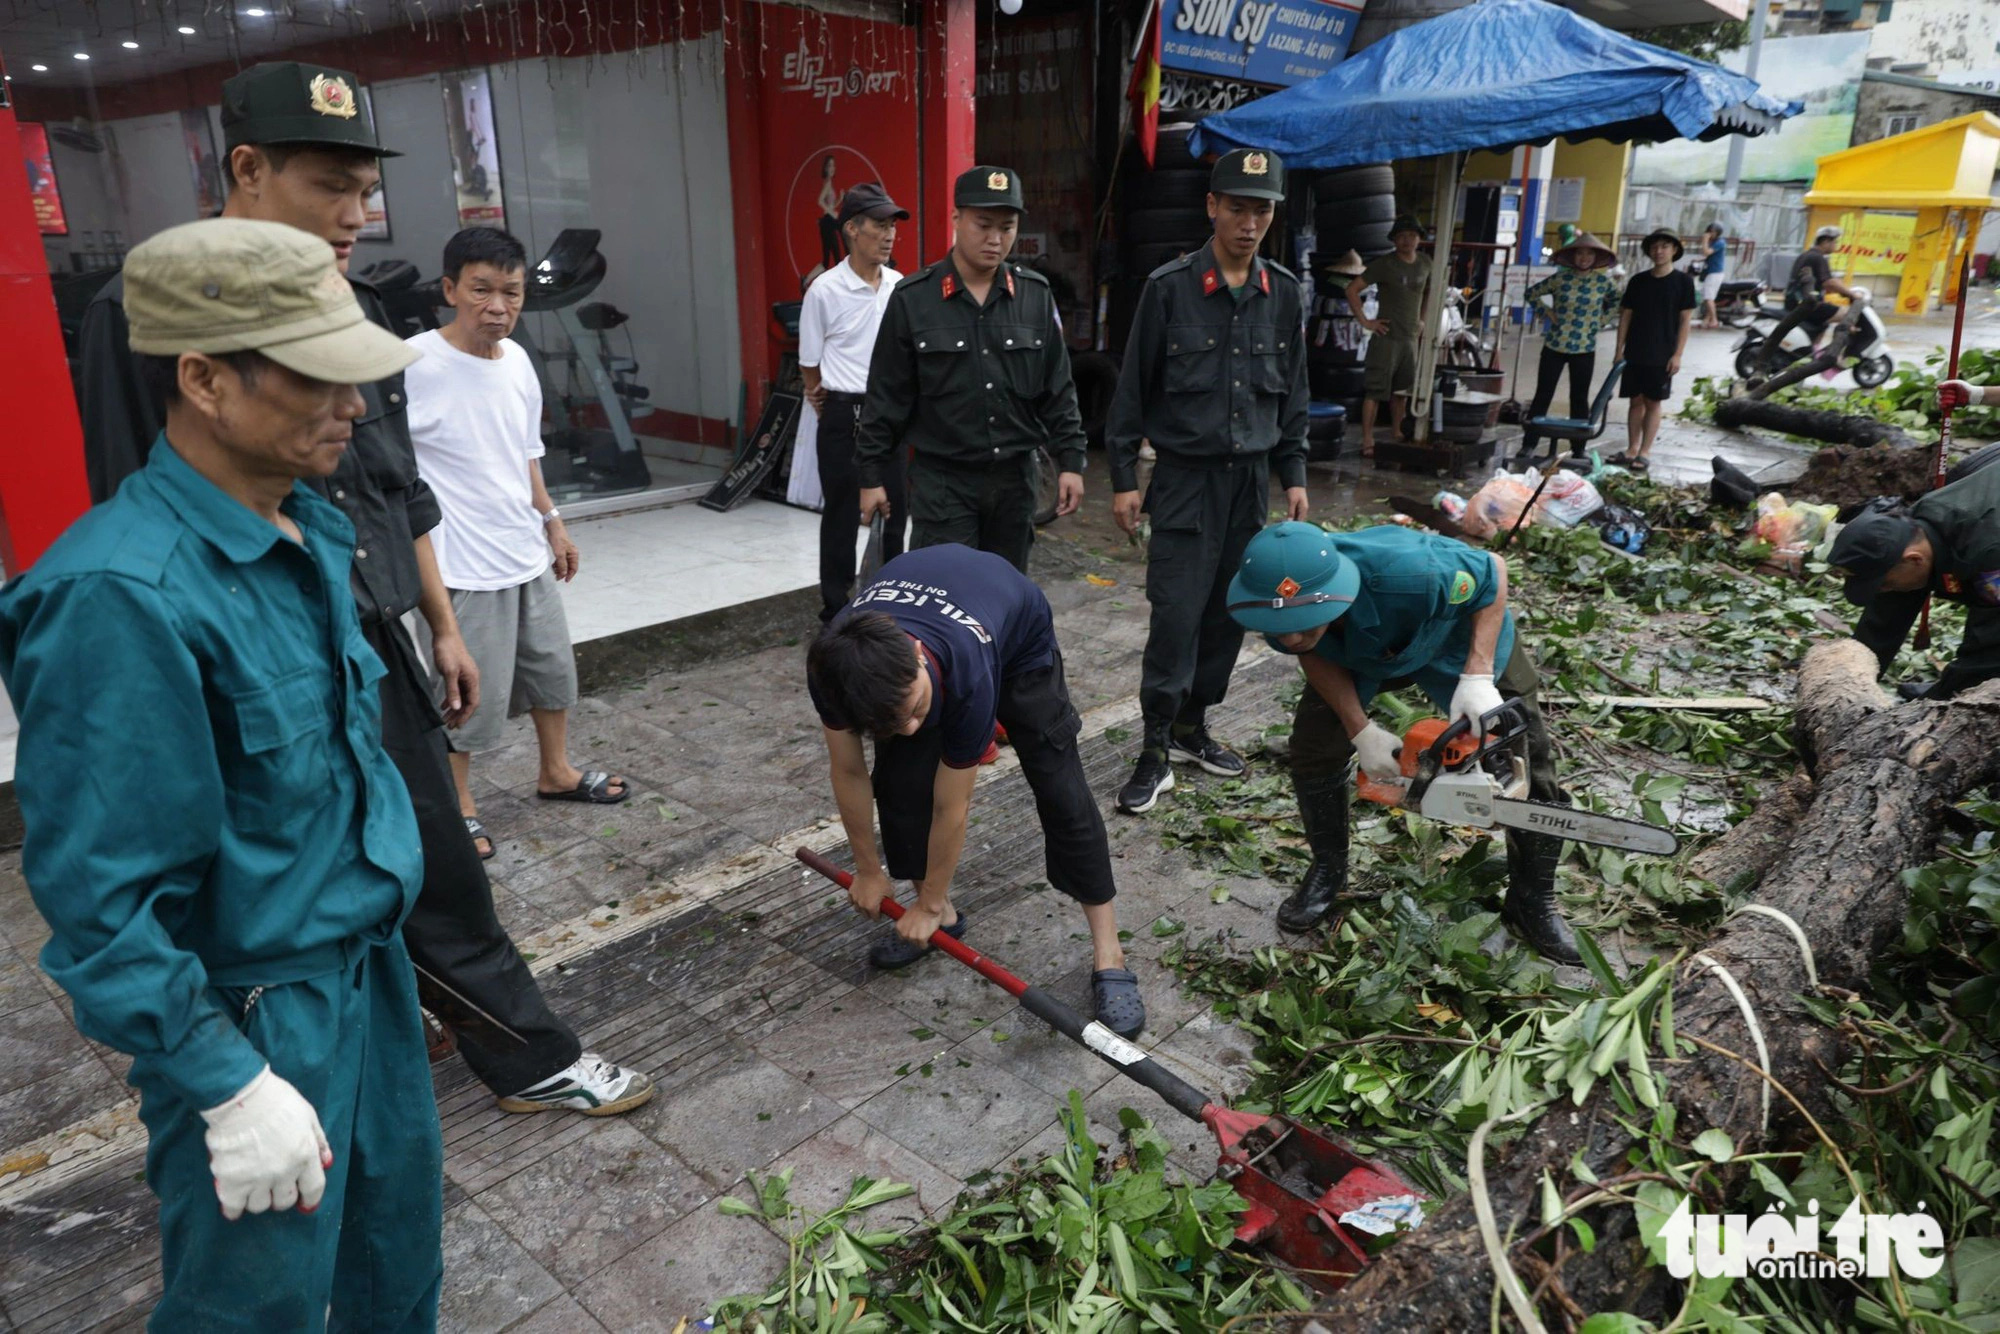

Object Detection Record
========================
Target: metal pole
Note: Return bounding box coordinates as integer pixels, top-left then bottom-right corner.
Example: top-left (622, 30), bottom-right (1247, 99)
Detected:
top-left (1411, 151), bottom-right (1463, 443)
top-left (1721, 0), bottom-right (1770, 199)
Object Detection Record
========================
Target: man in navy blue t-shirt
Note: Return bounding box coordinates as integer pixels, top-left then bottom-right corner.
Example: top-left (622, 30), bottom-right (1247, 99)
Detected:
top-left (806, 545), bottom-right (1144, 1037)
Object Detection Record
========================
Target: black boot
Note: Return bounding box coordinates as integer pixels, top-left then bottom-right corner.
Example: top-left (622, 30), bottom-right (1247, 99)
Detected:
top-left (1278, 772), bottom-right (1351, 932)
top-left (1503, 823), bottom-right (1582, 965)
top-left (1116, 721), bottom-right (1175, 815)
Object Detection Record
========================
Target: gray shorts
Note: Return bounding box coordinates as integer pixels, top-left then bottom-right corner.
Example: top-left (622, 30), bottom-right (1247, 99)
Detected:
top-left (443, 568), bottom-right (580, 752)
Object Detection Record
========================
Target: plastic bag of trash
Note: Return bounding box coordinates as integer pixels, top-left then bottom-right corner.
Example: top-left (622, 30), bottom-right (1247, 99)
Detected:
top-left (1586, 501), bottom-right (1651, 555)
top-left (1459, 472), bottom-right (1538, 539)
top-left (1535, 472), bottom-right (1604, 529)
top-left (1753, 493), bottom-right (1840, 548)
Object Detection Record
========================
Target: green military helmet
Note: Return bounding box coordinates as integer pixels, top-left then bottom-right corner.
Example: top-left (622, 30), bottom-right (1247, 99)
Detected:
top-left (1209, 147), bottom-right (1285, 202)
top-left (1226, 521), bottom-right (1359, 635)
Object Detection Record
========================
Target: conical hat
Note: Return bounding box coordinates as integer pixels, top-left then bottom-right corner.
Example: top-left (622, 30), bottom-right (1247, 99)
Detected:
top-left (1551, 231), bottom-right (1616, 268)
top-left (1320, 249), bottom-right (1367, 276)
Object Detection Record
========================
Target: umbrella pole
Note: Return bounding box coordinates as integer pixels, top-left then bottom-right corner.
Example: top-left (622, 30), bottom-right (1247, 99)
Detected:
top-left (1411, 151), bottom-right (1463, 444)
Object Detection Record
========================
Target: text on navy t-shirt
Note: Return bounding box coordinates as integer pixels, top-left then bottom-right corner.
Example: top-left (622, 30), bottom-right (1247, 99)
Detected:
top-left (809, 545), bottom-right (1056, 766)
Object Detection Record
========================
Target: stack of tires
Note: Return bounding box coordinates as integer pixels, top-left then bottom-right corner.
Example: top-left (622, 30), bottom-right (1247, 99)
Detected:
top-left (1109, 125), bottom-right (1215, 353)
top-left (1305, 164), bottom-right (1397, 426)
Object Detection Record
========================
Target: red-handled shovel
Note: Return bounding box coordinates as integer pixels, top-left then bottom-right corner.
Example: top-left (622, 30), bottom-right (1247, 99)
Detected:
top-left (795, 846), bottom-right (1425, 1291)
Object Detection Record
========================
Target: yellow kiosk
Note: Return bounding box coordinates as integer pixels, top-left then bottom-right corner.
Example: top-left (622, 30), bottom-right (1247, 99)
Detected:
top-left (1803, 112), bottom-right (1999, 316)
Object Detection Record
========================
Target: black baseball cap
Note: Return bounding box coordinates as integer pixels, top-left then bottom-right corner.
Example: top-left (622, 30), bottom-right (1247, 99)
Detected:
top-left (1827, 503), bottom-right (1917, 604)
top-left (1209, 148), bottom-right (1286, 201)
top-left (221, 62), bottom-right (399, 157)
top-left (837, 183), bottom-right (909, 226)
top-left (954, 166), bottom-right (1026, 213)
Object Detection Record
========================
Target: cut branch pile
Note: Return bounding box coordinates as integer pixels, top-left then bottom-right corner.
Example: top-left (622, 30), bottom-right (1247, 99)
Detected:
top-left (1315, 642), bottom-right (2000, 1329)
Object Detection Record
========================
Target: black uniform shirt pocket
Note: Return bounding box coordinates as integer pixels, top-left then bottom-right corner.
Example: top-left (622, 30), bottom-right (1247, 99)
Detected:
top-left (913, 330), bottom-right (973, 398)
top-left (352, 377), bottom-right (418, 490)
top-left (990, 323), bottom-right (1047, 397)
top-left (223, 668), bottom-right (337, 834)
top-left (1247, 329), bottom-right (1290, 393)
top-left (1164, 324), bottom-right (1221, 394)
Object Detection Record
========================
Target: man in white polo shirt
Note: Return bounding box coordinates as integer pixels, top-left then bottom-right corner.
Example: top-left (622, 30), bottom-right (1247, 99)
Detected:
top-left (802, 182), bottom-right (909, 621)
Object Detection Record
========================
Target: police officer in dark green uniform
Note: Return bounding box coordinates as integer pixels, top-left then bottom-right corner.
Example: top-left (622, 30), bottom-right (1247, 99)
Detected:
top-left (1832, 462), bottom-right (2000, 700)
top-left (855, 166), bottom-right (1088, 575)
top-left (1227, 521), bottom-right (1582, 963)
top-left (1107, 148), bottom-right (1310, 815)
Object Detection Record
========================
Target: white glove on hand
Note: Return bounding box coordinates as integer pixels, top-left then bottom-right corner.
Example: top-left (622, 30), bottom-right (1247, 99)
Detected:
top-left (200, 1065), bottom-right (332, 1221)
top-left (1350, 722), bottom-right (1405, 783)
top-left (1450, 673), bottom-right (1505, 738)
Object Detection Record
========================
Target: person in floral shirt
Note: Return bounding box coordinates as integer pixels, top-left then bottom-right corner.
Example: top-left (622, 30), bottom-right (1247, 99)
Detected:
top-left (1514, 232), bottom-right (1621, 464)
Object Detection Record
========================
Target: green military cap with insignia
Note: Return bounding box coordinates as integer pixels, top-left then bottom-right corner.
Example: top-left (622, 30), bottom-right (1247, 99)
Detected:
top-left (954, 165), bottom-right (1026, 212)
top-left (125, 218), bottom-right (418, 384)
top-left (1210, 147), bottom-right (1286, 201)
top-left (221, 61), bottom-right (399, 157)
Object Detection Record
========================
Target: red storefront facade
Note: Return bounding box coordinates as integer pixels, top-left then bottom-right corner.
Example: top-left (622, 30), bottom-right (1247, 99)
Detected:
top-left (0, 0), bottom-right (975, 569)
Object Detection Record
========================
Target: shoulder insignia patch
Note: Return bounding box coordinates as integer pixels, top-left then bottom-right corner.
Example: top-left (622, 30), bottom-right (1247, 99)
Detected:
top-left (1973, 570), bottom-right (2000, 604)
top-left (1448, 571), bottom-right (1475, 605)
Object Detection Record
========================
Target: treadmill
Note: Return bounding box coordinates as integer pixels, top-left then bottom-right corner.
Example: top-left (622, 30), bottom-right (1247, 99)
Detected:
top-left (358, 229), bottom-right (654, 502)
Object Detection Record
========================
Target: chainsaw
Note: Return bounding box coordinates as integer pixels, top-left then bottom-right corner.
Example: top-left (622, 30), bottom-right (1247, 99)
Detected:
top-left (1357, 701), bottom-right (1679, 856)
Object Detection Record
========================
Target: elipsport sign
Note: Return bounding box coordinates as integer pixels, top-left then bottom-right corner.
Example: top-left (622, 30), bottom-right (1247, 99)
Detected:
top-left (1160, 0), bottom-right (1365, 88)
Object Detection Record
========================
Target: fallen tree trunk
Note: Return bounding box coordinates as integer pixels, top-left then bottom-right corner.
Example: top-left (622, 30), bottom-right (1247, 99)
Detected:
top-left (1320, 642), bottom-right (2000, 1330)
top-left (1712, 397), bottom-right (1919, 452)
top-left (1710, 398), bottom-right (1932, 507)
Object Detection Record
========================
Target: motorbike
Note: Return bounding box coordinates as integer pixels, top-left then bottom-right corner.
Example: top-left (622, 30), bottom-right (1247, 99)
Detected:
top-left (1733, 293), bottom-right (1895, 390)
top-left (1709, 277), bottom-right (1768, 328)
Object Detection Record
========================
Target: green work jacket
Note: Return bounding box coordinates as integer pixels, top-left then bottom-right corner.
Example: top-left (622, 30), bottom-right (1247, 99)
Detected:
top-left (0, 439), bottom-right (421, 1110)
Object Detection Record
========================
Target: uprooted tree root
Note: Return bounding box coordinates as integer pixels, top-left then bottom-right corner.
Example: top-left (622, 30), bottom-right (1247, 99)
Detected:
top-left (1312, 643), bottom-right (2000, 1330)
top-left (1711, 397), bottom-right (1935, 507)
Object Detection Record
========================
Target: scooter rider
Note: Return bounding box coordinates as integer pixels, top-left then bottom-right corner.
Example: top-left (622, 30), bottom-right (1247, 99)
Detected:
top-left (1760, 226), bottom-right (1857, 370)
top-left (1226, 521), bottom-right (1581, 962)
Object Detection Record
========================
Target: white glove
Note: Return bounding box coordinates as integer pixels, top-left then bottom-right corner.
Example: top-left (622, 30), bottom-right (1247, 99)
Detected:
top-left (200, 1065), bottom-right (332, 1220)
top-left (1449, 673), bottom-right (1505, 738)
top-left (1350, 722), bottom-right (1404, 783)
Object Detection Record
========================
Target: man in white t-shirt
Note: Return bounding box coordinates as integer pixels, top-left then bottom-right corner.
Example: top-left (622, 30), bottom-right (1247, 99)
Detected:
top-left (405, 228), bottom-right (634, 859)
top-left (800, 182), bottom-right (908, 621)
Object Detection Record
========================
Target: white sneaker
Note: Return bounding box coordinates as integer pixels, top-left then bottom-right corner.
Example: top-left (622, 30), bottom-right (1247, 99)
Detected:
top-left (496, 1054), bottom-right (655, 1116)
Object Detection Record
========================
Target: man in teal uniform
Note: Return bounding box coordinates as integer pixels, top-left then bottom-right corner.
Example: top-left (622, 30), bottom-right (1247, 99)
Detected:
top-left (1107, 147), bottom-right (1311, 815)
top-left (0, 219), bottom-right (442, 1329)
top-left (1226, 521), bottom-right (1580, 962)
top-left (855, 165), bottom-right (1088, 574)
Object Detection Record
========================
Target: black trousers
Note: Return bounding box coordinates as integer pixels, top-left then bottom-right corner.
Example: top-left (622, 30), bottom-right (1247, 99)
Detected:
top-left (818, 392), bottom-right (906, 619)
top-left (1760, 300), bottom-right (1836, 370)
top-left (1521, 348), bottom-right (1595, 456)
top-left (1286, 643), bottom-right (1561, 874)
top-left (365, 618), bottom-right (582, 1094)
top-left (873, 653), bottom-right (1115, 906)
top-left (1139, 456), bottom-right (1268, 730)
top-left (908, 453), bottom-right (1036, 575)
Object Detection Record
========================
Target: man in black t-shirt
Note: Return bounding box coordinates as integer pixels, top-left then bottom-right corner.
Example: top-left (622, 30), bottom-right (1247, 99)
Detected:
top-left (806, 545), bottom-right (1146, 1037)
top-left (1612, 230), bottom-right (1697, 472)
top-left (1760, 226), bottom-right (1857, 372)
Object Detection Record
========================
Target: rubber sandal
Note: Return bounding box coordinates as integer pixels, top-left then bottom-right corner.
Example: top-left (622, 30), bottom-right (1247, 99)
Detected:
top-left (1629, 455), bottom-right (1651, 473)
top-left (868, 912), bottom-right (968, 970)
top-left (464, 816), bottom-right (496, 861)
top-left (537, 770), bottom-right (630, 804)
top-left (1091, 968), bottom-right (1146, 1039)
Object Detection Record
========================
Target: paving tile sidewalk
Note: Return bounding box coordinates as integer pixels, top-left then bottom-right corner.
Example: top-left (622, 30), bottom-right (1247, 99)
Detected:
top-left (0, 536), bottom-right (1303, 1332)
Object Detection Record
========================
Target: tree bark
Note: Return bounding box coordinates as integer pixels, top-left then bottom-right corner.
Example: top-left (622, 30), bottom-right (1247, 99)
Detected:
top-left (1319, 644), bottom-right (2000, 1330)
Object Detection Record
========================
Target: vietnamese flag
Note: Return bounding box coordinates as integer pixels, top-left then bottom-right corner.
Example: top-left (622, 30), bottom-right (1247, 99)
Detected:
top-left (1128, 0), bottom-right (1162, 168)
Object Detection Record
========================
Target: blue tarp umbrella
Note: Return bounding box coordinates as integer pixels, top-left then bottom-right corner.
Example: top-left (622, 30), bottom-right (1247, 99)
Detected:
top-left (1188, 0), bottom-right (1800, 441)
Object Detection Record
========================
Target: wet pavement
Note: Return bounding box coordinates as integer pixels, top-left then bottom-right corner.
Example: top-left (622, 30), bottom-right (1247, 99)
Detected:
top-left (2, 294), bottom-right (1996, 1329)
